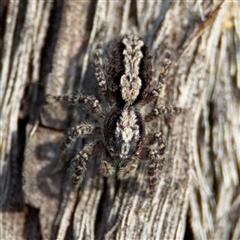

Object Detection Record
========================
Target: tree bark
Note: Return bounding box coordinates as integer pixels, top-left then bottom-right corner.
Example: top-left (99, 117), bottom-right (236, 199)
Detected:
top-left (1, 1), bottom-right (239, 239)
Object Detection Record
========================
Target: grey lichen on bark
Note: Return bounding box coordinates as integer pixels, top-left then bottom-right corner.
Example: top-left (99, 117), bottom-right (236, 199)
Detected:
top-left (0, 1), bottom-right (239, 240)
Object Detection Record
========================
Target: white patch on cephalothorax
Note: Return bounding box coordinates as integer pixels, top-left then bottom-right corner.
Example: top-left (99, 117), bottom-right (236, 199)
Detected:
top-left (115, 108), bottom-right (140, 157)
top-left (120, 35), bottom-right (144, 103)
top-left (115, 109), bottom-right (139, 142)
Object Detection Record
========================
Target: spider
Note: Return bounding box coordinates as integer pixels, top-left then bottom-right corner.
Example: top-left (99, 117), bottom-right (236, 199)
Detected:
top-left (47, 35), bottom-right (180, 195)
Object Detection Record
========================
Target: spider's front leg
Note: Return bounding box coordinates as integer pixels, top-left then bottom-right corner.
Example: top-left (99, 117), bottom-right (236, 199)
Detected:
top-left (46, 93), bottom-right (103, 119)
top-left (71, 140), bottom-right (104, 188)
top-left (148, 147), bottom-right (165, 195)
top-left (139, 132), bottom-right (166, 195)
top-left (61, 123), bottom-right (101, 153)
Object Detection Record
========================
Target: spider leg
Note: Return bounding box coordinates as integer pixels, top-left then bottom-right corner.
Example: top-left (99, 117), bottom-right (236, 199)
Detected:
top-left (139, 132), bottom-right (164, 160)
top-left (152, 51), bottom-right (171, 97)
top-left (144, 105), bottom-right (181, 122)
top-left (99, 151), bottom-right (115, 177)
top-left (139, 132), bottom-right (166, 195)
top-left (148, 147), bottom-right (165, 195)
top-left (141, 52), bottom-right (172, 105)
top-left (60, 123), bottom-right (101, 153)
top-left (71, 140), bottom-right (104, 188)
top-left (94, 42), bottom-right (107, 97)
top-left (118, 158), bottom-right (139, 179)
top-left (143, 132), bottom-right (163, 146)
top-left (46, 93), bottom-right (103, 119)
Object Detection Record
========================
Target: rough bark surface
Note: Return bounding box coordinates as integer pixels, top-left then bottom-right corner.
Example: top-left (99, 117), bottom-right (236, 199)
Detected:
top-left (1, 1), bottom-right (239, 240)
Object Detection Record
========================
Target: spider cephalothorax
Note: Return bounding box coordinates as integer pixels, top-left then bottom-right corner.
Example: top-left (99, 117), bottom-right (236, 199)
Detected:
top-left (104, 107), bottom-right (144, 161)
top-left (47, 34), bottom-right (180, 195)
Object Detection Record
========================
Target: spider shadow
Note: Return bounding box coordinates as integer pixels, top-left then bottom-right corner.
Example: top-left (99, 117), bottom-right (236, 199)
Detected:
top-left (96, 165), bottom-right (149, 238)
top-left (32, 126), bottom-right (76, 198)
top-left (0, 129), bottom-right (25, 212)
top-left (95, 164), bottom-right (149, 237)
top-left (33, 138), bottom-right (75, 199)
top-left (36, 3), bottom-right (104, 197)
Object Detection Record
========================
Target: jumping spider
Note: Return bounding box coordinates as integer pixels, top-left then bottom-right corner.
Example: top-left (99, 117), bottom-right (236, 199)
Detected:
top-left (48, 35), bottom-right (180, 195)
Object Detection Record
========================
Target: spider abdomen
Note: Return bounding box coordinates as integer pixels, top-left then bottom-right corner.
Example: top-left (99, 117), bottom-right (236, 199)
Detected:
top-left (108, 35), bottom-right (152, 106)
top-left (104, 107), bottom-right (144, 160)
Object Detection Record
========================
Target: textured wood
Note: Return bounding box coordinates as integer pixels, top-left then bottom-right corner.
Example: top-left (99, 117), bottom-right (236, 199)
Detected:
top-left (1, 1), bottom-right (239, 239)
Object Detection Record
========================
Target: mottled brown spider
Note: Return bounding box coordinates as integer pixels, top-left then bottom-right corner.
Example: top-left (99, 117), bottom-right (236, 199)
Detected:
top-left (47, 35), bottom-right (180, 195)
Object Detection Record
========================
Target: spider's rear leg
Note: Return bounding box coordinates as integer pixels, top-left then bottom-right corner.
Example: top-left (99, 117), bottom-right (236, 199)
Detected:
top-left (61, 123), bottom-right (101, 153)
top-left (94, 42), bottom-right (107, 97)
top-left (99, 151), bottom-right (115, 177)
top-left (46, 93), bottom-right (104, 119)
top-left (142, 52), bottom-right (172, 105)
top-left (71, 140), bottom-right (104, 189)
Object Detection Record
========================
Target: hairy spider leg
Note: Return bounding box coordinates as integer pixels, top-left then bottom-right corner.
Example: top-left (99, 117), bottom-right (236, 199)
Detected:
top-left (60, 123), bottom-right (102, 153)
top-left (142, 132), bottom-right (164, 146)
top-left (147, 137), bottom-right (166, 195)
top-left (137, 132), bottom-right (165, 195)
top-left (144, 105), bottom-right (181, 122)
top-left (140, 51), bottom-right (172, 105)
top-left (152, 52), bottom-right (172, 96)
top-left (47, 93), bottom-right (104, 119)
top-left (71, 140), bottom-right (104, 188)
top-left (94, 42), bottom-right (108, 97)
top-left (148, 147), bottom-right (165, 196)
